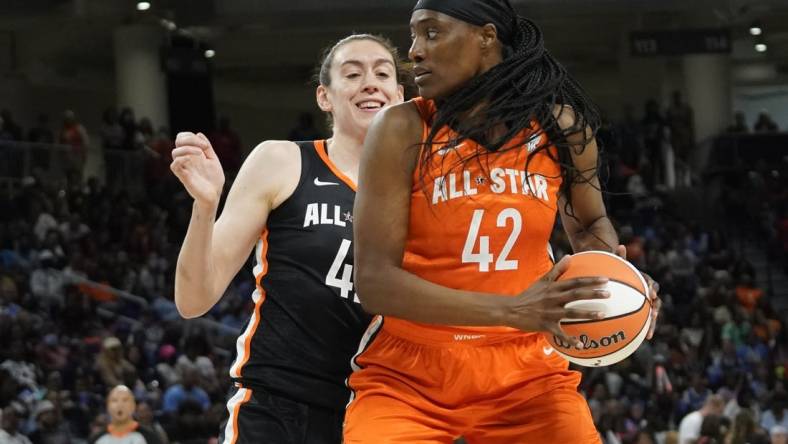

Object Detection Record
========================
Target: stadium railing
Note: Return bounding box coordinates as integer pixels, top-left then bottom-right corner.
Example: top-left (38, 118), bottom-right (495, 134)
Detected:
top-left (59, 269), bottom-right (238, 356)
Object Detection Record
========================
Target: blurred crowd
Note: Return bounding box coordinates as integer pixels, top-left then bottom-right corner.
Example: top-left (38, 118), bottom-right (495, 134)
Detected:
top-left (564, 96), bottom-right (788, 444)
top-left (1, 106), bottom-right (250, 443)
top-left (0, 97), bottom-right (785, 444)
top-left (560, 205), bottom-right (788, 444)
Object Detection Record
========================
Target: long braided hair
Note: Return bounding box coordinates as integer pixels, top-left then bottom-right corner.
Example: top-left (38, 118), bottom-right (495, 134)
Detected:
top-left (419, 15), bottom-right (602, 216)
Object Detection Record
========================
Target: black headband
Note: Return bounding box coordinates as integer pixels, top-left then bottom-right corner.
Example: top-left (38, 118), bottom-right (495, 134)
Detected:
top-left (413, 0), bottom-right (517, 44)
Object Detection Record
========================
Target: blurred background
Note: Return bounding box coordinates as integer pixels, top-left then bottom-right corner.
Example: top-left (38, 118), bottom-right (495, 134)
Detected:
top-left (0, 0), bottom-right (786, 443)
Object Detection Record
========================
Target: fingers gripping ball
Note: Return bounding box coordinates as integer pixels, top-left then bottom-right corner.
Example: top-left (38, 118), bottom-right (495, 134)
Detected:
top-left (546, 251), bottom-right (651, 367)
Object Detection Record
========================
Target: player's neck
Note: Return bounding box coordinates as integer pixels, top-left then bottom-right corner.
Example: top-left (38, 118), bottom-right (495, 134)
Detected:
top-left (325, 131), bottom-right (363, 182)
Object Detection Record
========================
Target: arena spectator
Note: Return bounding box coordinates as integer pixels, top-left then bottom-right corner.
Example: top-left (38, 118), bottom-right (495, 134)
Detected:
top-left (27, 400), bottom-right (73, 444)
top-left (696, 414), bottom-right (730, 444)
top-left (58, 110), bottom-right (89, 176)
top-left (134, 402), bottom-right (169, 444)
top-left (88, 385), bottom-right (161, 444)
top-left (0, 404), bottom-right (32, 444)
top-left (772, 425), bottom-right (788, 444)
top-left (641, 99), bottom-right (668, 188)
top-left (762, 394), bottom-right (788, 432)
top-left (95, 337), bottom-right (135, 389)
top-left (666, 90), bottom-right (695, 163)
top-left (99, 108), bottom-right (124, 151)
top-left (679, 395), bottom-right (726, 444)
top-left (118, 108), bottom-right (139, 151)
top-left (726, 409), bottom-right (762, 444)
top-left (727, 112), bottom-right (749, 134)
top-left (754, 112), bottom-right (779, 133)
top-left (160, 365), bottom-right (210, 415)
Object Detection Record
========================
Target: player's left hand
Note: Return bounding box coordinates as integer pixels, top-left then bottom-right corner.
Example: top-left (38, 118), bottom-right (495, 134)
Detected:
top-left (615, 245), bottom-right (661, 340)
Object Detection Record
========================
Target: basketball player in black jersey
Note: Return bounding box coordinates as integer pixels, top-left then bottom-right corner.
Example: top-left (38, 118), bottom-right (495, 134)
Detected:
top-left (170, 34), bottom-right (404, 443)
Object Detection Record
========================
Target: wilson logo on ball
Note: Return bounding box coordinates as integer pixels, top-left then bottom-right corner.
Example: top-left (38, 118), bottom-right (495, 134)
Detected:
top-left (553, 331), bottom-right (627, 350)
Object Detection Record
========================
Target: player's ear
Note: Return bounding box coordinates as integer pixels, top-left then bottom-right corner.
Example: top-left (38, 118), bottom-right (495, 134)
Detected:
top-left (316, 85), bottom-right (332, 112)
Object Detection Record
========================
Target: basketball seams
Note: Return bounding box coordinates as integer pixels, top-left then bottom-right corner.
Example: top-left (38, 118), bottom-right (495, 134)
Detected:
top-left (560, 297), bottom-right (648, 325)
top-left (607, 278), bottom-right (649, 297)
top-left (561, 279), bottom-right (648, 324)
top-left (572, 250), bottom-right (648, 295)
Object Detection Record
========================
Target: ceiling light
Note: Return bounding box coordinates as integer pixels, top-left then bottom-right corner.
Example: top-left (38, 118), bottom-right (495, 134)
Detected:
top-left (159, 19), bottom-right (177, 31)
top-left (750, 20), bottom-right (763, 36)
top-left (204, 49), bottom-right (215, 58)
top-left (755, 43), bottom-right (767, 52)
top-left (137, 1), bottom-right (151, 11)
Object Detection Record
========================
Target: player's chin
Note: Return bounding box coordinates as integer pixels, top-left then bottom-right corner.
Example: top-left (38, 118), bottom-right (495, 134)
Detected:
top-left (353, 112), bottom-right (378, 128)
top-left (417, 84), bottom-right (439, 100)
top-left (417, 79), bottom-right (453, 100)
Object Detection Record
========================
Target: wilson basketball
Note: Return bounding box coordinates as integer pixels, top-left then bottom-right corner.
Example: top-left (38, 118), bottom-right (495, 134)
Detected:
top-left (545, 251), bottom-right (651, 367)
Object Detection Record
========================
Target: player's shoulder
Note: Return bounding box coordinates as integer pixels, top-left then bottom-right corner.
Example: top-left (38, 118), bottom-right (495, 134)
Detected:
top-left (374, 101), bottom-right (423, 135)
top-left (246, 139), bottom-right (301, 167)
top-left (234, 139), bottom-right (302, 203)
top-left (552, 104), bottom-right (579, 130)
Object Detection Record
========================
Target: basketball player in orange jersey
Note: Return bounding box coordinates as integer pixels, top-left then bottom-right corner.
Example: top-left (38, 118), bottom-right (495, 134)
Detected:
top-left (345, 1), bottom-right (661, 443)
top-left (170, 34), bottom-right (404, 443)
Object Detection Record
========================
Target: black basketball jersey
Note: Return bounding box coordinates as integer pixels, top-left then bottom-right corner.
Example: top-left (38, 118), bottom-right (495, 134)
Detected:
top-left (229, 140), bottom-right (371, 410)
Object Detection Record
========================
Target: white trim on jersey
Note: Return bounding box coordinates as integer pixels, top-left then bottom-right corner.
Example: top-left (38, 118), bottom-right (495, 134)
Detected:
top-left (222, 387), bottom-right (249, 443)
top-left (229, 238), bottom-right (266, 379)
top-left (252, 238), bottom-right (264, 277)
top-left (229, 288), bottom-right (263, 378)
top-left (547, 242), bottom-right (555, 263)
top-left (345, 315), bottom-right (384, 407)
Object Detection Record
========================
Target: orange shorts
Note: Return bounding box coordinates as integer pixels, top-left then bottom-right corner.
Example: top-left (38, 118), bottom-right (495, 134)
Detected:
top-left (344, 317), bottom-right (601, 444)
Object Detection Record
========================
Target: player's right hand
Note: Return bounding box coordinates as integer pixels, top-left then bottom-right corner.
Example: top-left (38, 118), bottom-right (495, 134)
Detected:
top-left (171, 132), bottom-right (226, 206)
top-left (502, 255), bottom-right (610, 348)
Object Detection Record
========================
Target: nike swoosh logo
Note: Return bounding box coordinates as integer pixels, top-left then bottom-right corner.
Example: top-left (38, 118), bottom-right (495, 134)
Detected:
top-left (543, 346), bottom-right (555, 356)
top-left (437, 143), bottom-right (464, 156)
top-left (314, 178), bottom-right (339, 186)
top-left (524, 134), bottom-right (543, 153)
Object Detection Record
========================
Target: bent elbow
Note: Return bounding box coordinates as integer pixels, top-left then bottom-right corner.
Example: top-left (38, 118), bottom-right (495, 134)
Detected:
top-left (359, 296), bottom-right (380, 316)
top-left (174, 271), bottom-right (218, 319)
top-left (175, 303), bottom-right (201, 320)
top-left (174, 294), bottom-right (208, 319)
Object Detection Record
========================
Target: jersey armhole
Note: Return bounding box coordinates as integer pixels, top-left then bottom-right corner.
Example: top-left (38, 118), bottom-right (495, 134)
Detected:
top-left (268, 141), bottom-right (308, 215)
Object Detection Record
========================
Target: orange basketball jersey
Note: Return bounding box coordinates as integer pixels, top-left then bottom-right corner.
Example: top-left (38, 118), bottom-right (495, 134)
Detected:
top-left (388, 97), bottom-right (564, 339)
